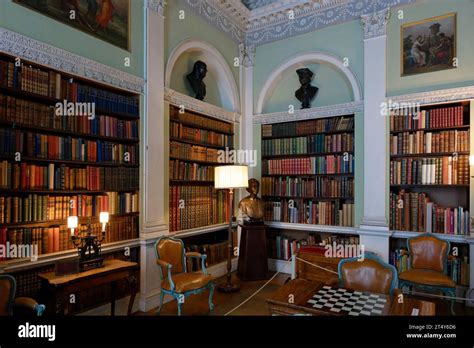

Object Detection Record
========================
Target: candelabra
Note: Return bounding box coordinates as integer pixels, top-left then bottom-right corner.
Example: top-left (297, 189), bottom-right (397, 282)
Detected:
top-left (68, 212), bottom-right (109, 271)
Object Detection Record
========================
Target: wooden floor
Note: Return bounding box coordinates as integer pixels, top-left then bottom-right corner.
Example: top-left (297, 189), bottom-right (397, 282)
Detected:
top-left (137, 272), bottom-right (474, 316)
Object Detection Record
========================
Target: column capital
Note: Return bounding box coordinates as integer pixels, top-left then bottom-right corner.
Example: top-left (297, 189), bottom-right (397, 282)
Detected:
top-left (147, 0), bottom-right (165, 17)
top-left (360, 8), bottom-right (390, 40)
top-left (239, 43), bottom-right (256, 68)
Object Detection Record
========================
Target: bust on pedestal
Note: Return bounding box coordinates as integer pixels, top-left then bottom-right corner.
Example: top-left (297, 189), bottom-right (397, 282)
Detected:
top-left (237, 179), bottom-right (270, 280)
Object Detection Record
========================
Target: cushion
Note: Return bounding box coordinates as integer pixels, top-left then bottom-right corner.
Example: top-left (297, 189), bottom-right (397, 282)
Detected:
top-left (399, 269), bottom-right (456, 288)
top-left (162, 273), bottom-right (215, 293)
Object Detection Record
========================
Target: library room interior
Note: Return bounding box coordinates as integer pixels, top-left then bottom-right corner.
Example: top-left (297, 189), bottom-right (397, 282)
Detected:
top-left (1, 0), bottom-right (474, 324)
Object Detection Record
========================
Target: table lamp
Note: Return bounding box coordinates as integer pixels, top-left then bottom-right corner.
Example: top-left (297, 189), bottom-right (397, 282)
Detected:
top-left (214, 165), bottom-right (248, 292)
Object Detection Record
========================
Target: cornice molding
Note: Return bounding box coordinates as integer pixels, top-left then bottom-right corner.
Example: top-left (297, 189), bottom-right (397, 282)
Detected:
top-left (360, 8), bottom-right (391, 40)
top-left (253, 100), bottom-right (363, 124)
top-left (186, 0), bottom-right (418, 46)
top-left (387, 86), bottom-right (474, 106)
top-left (0, 28), bottom-right (145, 93)
top-left (164, 88), bottom-right (240, 124)
top-left (147, 0), bottom-right (166, 17)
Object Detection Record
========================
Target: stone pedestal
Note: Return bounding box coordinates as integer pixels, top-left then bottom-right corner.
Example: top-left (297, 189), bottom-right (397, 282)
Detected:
top-left (237, 222), bottom-right (270, 281)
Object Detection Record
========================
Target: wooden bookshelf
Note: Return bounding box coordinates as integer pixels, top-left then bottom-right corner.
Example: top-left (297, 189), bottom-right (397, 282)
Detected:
top-left (0, 53), bottom-right (140, 265)
top-left (168, 105), bottom-right (234, 233)
top-left (261, 114), bottom-right (355, 228)
top-left (388, 100), bottom-right (472, 289)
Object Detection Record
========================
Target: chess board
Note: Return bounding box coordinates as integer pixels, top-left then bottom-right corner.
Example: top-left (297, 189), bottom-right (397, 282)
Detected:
top-left (306, 286), bottom-right (388, 316)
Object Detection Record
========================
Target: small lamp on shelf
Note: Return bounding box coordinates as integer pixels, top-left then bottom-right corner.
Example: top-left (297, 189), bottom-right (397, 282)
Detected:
top-left (214, 165), bottom-right (248, 292)
top-left (67, 216), bottom-right (78, 236)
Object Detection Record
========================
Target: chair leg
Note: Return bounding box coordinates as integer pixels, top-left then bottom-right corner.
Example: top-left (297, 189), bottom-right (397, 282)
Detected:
top-left (447, 289), bottom-right (456, 315)
top-left (177, 298), bottom-right (183, 316)
top-left (156, 291), bottom-right (165, 314)
top-left (208, 283), bottom-right (215, 311)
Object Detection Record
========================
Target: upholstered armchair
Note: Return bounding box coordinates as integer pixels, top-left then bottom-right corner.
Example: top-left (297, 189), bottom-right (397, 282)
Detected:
top-left (398, 233), bottom-right (456, 314)
top-left (154, 236), bottom-right (215, 315)
top-left (338, 252), bottom-right (398, 296)
top-left (0, 275), bottom-right (45, 316)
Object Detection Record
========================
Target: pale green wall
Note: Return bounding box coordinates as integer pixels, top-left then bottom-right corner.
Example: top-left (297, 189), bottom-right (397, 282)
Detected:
top-left (0, 0), bottom-right (145, 77)
top-left (387, 0), bottom-right (474, 96)
top-left (263, 63), bottom-right (354, 113)
top-left (253, 19), bottom-right (364, 110)
top-left (164, 0), bottom-right (240, 109)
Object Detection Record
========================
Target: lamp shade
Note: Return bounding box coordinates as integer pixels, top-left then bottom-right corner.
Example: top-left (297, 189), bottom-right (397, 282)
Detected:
top-left (214, 165), bottom-right (248, 189)
top-left (100, 212), bottom-right (109, 224)
top-left (67, 216), bottom-right (78, 229)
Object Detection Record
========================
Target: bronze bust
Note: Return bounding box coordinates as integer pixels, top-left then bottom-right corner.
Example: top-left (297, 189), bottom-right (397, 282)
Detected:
top-left (295, 68), bottom-right (318, 109)
top-left (187, 60), bottom-right (207, 100)
top-left (238, 178), bottom-right (264, 223)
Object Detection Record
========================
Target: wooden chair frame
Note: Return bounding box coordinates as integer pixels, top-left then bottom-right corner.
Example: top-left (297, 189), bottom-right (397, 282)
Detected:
top-left (154, 236), bottom-right (215, 316)
top-left (0, 275), bottom-right (45, 316)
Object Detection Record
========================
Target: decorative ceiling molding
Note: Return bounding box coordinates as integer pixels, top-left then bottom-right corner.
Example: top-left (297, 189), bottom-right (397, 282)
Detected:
top-left (0, 28), bottom-right (145, 93)
top-left (147, 0), bottom-right (166, 17)
top-left (253, 100), bottom-right (363, 124)
top-left (387, 86), bottom-right (474, 106)
top-left (360, 7), bottom-right (390, 39)
top-left (185, 0), bottom-right (418, 46)
top-left (165, 88), bottom-right (240, 124)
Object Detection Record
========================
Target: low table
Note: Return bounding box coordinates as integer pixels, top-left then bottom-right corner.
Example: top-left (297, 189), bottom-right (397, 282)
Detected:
top-left (39, 259), bottom-right (138, 316)
top-left (266, 279), bottom-right (436, 316)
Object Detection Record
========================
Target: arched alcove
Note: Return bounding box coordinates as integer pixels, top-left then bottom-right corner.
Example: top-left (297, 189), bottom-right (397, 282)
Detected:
top-left (256, 51), bottom-right (362, 114)
top-left (165, 39), bottom-right (240, 112)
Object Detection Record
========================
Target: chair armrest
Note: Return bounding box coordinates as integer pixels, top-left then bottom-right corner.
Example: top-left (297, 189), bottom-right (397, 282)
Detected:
top-left (156, 259), bottom-right (176, 291)
top-left (185, 252), bottom-right (208, 275)
top-left (13, 297), bottom-right (45, 316)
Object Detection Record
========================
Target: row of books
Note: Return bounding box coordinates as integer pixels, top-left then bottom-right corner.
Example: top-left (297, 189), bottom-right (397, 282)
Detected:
top-left (261, 116), bottom-right (354, 138)
top-left (267, 233), bottom-right (360, 260)
top-left (261, 176), bottom-right (354, 198)
top-left (390, 156), bottom-right (469, 185)
top-left (0, 95), bottom-right (139, 139)
top-left (170, 107), bottom-right (233, 134)
top-left (169, 159), bottom-right (214, 182)
top-left (0, 161), bottom-right (139, 191)
top-left (170, 141), bottom-right (219, 163)
top-left (0, 215), bottom-right (139, 261)
top-left (390, 130), bottom-right (469, 155)
top-left (185, 231), bottom-right (237, 270)
top-left (0, 192), bottom-right (138, 224)
top-left (0, 128), bottom-right (139, 164)
top-left (170, 122), bottom-right (233, 148)
top-left (262, 155), bottom-right (354, 175)
top-left (389, 190), bottom-right (470, 235)
top-left (262, 133), bottom-right (354, 156)
top-left (389, 249), bottom-right (469, 286)
top-left (264, 199), bottom-right (354, 226)
top-left (0, 60), bottom-right (139, 116)
top-left (390, 106), bottom-right (465, 131)
top-left (169, 186), bottom-right (230, 232)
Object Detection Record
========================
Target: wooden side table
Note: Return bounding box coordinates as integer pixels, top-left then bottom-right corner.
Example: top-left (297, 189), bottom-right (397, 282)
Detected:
top-left (237, 223), bottom-right (270, 281)
top-left (38, 259), bottom-right (138, 316)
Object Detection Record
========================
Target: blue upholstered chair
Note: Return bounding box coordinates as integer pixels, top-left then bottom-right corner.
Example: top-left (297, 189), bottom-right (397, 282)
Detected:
top-left (398, 233), bottom-right (456, 314)
top-left (0, 275), bottom-right (45, 316)
top-left (154, 236), bottom-right (215, 315)
top-left (338, 252), bottom-right (398, 296)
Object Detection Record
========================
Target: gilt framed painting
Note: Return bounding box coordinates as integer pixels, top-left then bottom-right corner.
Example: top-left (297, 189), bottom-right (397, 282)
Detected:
top-left (13, 0), bottom-right (130, 51)
top-left (401, 13), bottom-right (456, 76)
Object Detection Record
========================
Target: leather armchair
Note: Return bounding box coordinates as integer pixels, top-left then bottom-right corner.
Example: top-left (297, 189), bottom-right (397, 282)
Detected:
top-left (0, 275), bottom-right (45, 316)
top-left (154, 236), bottom-right (215, 315)
top-left (398, 233), bottom-right (456, 314)
top-left (338, 252), bottom-right (398, 296)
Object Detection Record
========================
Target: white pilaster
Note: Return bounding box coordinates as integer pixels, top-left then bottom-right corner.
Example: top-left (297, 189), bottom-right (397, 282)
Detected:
top-left (139, 0), bottom-right (168, 313)
top-left (358, 8), bottom-right (391, 261)
top-left (239, 43), bottom-right (256, 178)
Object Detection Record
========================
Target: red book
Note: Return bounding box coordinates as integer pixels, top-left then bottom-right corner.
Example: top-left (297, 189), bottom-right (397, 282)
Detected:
top-left (53, 227), bottom-right (60, 252)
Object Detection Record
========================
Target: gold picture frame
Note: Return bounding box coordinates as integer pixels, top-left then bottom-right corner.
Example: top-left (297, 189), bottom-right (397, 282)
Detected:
top-left (13, 0), bottom-right (131, 52)
top-left (401, 13), bottom-right (457, 76)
